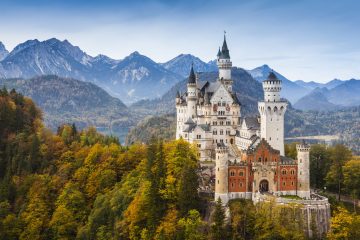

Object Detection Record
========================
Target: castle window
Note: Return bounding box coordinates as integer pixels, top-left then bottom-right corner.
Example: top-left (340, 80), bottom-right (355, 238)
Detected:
top-left (239, 171), bottom-right (244, 176)
top-left (240, 182), bottom-right (243, 187)
top-left (230, 171), bottom-right (235, 176)
top-left (197, 144), bottom-right (201, 148)
top-left (291, 181), bottom-right (294, 186)
top-left (196, 135), bottom-right (201, 139)
top-left (283, 182), bottom-right (286, 186)
top-left (231, 183), bottom-right (234, 188)
top-left (220, 130), bottom-right (223, 135)
top-left (290, 169), bottom-right (295, 175)
top-left (282, 169), bottom-right (287, 175)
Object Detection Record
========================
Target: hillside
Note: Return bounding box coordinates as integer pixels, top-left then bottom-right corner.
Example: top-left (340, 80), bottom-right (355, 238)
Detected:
top-left (0, 75), bottom-right (135, 130)
top-left (293, 88), bottom-right (340, 111)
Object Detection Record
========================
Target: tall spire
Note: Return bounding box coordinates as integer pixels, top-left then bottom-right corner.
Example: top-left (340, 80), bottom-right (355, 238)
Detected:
top-left (188, 63), bottom-right (196, 84)
top-left (220, 32), bottom-right (230, 59)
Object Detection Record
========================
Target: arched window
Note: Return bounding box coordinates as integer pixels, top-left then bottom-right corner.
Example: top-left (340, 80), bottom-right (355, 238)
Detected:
top-left (282, 169), bottom-right (287, 175)
top-left (230, 171), bottom-right (235, 176)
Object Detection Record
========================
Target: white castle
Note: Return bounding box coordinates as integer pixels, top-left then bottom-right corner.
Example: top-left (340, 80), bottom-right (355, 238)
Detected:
top-left (175, 35), bottom-right (331, 236)
top-left (176, 34), bottom-right (310, 200)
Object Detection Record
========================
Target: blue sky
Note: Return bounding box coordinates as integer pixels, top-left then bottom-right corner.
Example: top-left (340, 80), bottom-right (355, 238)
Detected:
top-left (0, 0), bottom-right (359, 82)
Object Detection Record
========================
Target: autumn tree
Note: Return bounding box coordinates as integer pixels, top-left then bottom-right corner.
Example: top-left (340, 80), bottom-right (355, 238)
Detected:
top-left (343, 159), bottom-right (360, 213)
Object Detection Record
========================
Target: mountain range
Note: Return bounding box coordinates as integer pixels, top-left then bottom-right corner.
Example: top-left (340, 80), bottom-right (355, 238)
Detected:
top-left (1, 38), bottom-right (359, 110)
top-left (0, 39), bottom-right (182, 103)
top-left (294, 79), bottom-right (360, 111)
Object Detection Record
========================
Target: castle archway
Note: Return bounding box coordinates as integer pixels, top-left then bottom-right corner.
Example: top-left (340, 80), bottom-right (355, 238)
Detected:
top-left (259, 179), bottom-right (269, 192)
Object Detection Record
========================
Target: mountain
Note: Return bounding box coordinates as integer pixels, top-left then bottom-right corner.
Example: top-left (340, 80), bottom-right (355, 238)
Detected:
top-left (105, 51), bottom-right (182, 102)
top-left (326, 79), bottom-right (360, 106)
top-left (294, 79), bottom-right (360, 111)
top-left (295, 79), bottom-right (343, 90)
top-left (161, 54), bottom-right (217, 77)
top-left (247, 64), bottom-right (310, 103)
top-left (0, 41), bottom-right (8, 61)
top-left (0, 75), bottom-right (135, 131)
top-left (0, 38), bottom-right (182, 104)
top-left (293, 88), bottom-right (340, 111)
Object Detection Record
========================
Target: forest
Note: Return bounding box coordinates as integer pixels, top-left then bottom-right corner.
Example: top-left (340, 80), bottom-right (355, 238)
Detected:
top-left (0, 88), bottom-right (359, 240)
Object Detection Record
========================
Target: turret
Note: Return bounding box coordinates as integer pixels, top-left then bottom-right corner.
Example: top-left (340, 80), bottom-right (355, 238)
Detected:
top-left (258, 72), bottom-right (287, 155)
top-left (187, 65), bottom-right (197, 119)
top-left (176, 91), bottom-right (181, 104)
top-left (296, 141), bottom-right (311, 199)
top-left (263, 72), bottom-right (282, 102)
top-left (215, 143), bottom-right (229, 205)
top-left (217, 33), bottom-right (233, 92)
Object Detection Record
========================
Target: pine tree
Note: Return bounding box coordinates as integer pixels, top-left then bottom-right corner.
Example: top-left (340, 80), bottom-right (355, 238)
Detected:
top-left (211, 198), bottom-right (226, 240)
top-left (178, 164), bottom-right (200, 216)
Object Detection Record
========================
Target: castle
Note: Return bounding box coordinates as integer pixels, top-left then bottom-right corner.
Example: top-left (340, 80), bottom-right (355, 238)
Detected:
top-left (176, 35), bottom-right (331, 237)
top-left (176, 35), bottom-right (310, 204)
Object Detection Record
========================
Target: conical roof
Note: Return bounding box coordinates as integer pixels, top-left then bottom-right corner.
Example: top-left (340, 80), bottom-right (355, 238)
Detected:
top-left (188, 64), bottom-right (196, 84)
top-left (264, 71), bottom-right (281, 83)
top-left (220, 35), bottom-right (230, 59)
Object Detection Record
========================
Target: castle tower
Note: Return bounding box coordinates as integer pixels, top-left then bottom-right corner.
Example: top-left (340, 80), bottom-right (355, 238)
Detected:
top-left (297, 141), bottom-right (311, 199)
top-left (217, 34), bottom-right (233, 92)
top-left (215, 144), bottom-right (229, 204)
top-left (187, 65), bottom-right (197, 119)
top-left (258, 72), bottom-right (287, 155)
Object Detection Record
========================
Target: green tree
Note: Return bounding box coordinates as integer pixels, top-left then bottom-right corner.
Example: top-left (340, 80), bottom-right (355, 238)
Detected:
top-left (211, 198), bottom-right (227, 240)
top-left (325, 144), bottom-right (352, 201)
top-left (229, 199), bottom-right (256, 240)
top-left (178, 164), bottom-right (200, 216)
top-left (310, 144), bottom-right (331, 189)
top-left (178, 209), bottom-right (206, 240)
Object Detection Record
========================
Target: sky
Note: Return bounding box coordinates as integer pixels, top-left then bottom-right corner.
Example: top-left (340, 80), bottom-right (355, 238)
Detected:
top-left (0, 0), bottom-right (359, 82)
